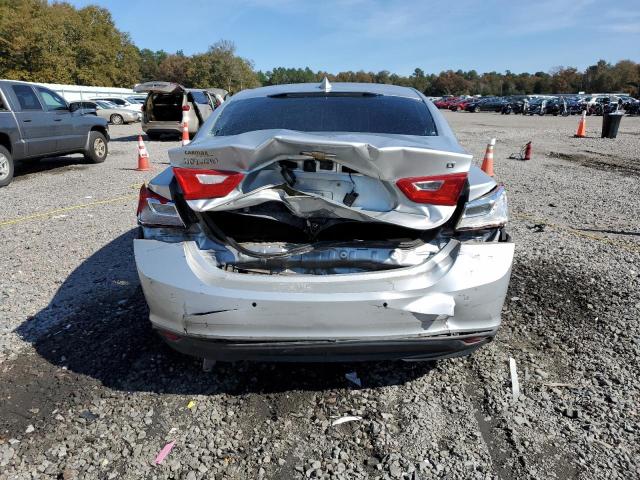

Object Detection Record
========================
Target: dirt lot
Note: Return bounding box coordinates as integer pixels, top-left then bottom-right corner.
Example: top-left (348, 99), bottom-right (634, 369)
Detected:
top-left (0, 112), bottom-right (638, 480)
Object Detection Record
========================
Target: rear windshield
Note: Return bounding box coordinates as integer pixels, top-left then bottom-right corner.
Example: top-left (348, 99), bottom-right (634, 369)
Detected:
top-left (211, 94), bottom-right (437, 136)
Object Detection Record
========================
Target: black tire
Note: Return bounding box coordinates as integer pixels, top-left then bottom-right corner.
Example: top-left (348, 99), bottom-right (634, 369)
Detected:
top-left (473, 106), bottom-right (480, 113)
top-left (110, 114), bottom-right (124, 125)
top-left (84, 131), bottom-right (108, 164)
top-left (0, 145), bottom-right (14, 187)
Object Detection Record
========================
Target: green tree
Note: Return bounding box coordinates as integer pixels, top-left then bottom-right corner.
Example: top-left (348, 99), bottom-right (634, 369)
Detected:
top-left (139, 49), bottom-right (168, 82)
top-left (159, 54), bottom-right (191, 85)
top-left (186, 40), bottom-right (259, 92)
top-left (0, 0), bottom-right (139, 86)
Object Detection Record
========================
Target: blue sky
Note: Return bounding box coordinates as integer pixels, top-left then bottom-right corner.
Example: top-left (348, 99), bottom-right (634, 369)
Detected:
top-left (65, 0), bottom-right (639, 75)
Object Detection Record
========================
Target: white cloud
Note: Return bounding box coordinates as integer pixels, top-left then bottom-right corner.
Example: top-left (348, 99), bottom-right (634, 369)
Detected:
top-left (603, 23), bottom-right (640, 33)
top-left (235, 0), bottom-right (640, 39)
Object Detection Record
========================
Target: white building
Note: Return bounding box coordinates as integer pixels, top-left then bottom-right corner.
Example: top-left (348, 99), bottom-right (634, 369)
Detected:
top-left (32, 82), bottom-right (135, 102)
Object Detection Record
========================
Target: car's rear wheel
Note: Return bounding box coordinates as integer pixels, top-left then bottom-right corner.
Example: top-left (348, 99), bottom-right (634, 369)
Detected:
top-left (0, 146), bottom-right (14, 187)
top-left (110, 114), bottom-right (124, 125)
top-left (84, 131), bottom-right (108, 164)
top-left (473, 106), bottom-right (480, 113)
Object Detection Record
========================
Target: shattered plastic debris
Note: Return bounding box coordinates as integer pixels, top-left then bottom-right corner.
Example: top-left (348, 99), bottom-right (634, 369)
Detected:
top-left (154, 441), bottom-right (176, 464)
top-left (186, 401), bottom-right (196, 409)
top-left (345, 371), bottom-right (362, 387)
top-left (331, 416), bottom-right (363, 426)
top-left (509, 357), bottom-right (520, 401)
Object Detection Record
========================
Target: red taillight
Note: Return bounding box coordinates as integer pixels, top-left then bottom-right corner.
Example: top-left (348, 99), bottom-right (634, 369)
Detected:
top-left (158, 330), bottom-right (182, 342)
top-left (182, 105), bottom-right (190, 111)
top-left (462, 336), bottom-right (488, 345)
top-left (137, 184), bottom-right (168, 215)
top-left (396, 173), bottom-right (467, 206)
top-left (173, 167), bottom-right (244, 200)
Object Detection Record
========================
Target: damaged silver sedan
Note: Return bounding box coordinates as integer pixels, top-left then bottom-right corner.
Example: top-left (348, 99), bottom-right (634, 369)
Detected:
top-left (134, 80), bottom-right (514, 362)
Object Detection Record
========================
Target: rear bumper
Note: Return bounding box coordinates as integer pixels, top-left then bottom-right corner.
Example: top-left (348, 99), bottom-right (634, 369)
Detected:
top-left (160, 334), bottom-right (492, 362)
top-left (134, 238), bottom-right (514, 361)
top-left (142, 121), bottom-right (197, 135)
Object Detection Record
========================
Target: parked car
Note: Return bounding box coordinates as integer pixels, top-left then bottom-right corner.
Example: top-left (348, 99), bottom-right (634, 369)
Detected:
top-left (97, 100), bottom-right (141, 124)
top-left (0, 80), bottom-right (109, 187)
top-left (559, 96), bottom-right (584, 115)
top-left (581, 96), bottom-right (621, 116)
top-left (91, 96), bottom-right (142, 112)
top-left (448, 98), bottom-right (474, 111)
top-left (126, 95), bottom-right (148, 105)
top-left (466, 97), bottom-right (510, 113)
top-left (525, 98), bottom-right (546, 115)
top-left (134, 82), bottom-right (227, 139)
top-left (70, 100), bottom-right (141, 124)
top-left (624, 99), bottom-right (640, 115)
top-left (68, 101), bottom-right (98, 116)
top-left (134, 80), bottom-right (514, 363)
top-left (433, 96), bottom-right (455, 109)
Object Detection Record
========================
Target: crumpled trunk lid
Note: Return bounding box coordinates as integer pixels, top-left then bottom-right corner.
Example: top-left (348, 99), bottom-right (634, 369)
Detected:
top-left (169, 129), bottom-right (472, 231)
top-left (170, 129), bottom-right (471, 179)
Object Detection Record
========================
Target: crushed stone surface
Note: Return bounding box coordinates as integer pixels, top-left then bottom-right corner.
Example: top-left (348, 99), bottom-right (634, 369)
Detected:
top-left (0, 113), bottom-right (638, 479)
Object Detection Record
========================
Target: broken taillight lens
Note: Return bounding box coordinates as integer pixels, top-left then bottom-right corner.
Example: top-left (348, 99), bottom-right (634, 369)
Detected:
top-left (396, 173), bottom-right (467, 206)
top-left (173, 167), bottom-right (244, 200)
top-left (456, 185), bottom-right (508, 231)
top-left (137, 184), bottom-right (184, 227)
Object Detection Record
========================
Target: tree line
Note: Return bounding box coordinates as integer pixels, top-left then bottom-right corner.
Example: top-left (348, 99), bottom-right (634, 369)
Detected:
top-left (0, 0), bottom-right (259, 92)
top-left (1, 1), bottom-right (638, 97)
top-left (258, 62), bottom-right (640, 97)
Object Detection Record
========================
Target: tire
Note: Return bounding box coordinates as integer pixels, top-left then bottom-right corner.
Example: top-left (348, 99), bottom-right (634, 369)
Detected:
top-left (0, 145), bottom-right (14, 187)
top-left (84, 131), bottom-right (108, 164)
top-left (473, 106), bottom-right (480, 113)
top-left (110, 114), bottom-right (124, 125)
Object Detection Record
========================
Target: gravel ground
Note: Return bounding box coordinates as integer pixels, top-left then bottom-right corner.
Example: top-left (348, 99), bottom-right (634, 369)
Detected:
top-left (0, 112), bottom-right (638, 480)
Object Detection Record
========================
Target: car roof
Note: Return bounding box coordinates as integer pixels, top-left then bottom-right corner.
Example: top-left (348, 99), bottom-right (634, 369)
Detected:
top-left (0, 79), bottom-right (41, 87)
top-left (231, 82), bottom-right (423, 101)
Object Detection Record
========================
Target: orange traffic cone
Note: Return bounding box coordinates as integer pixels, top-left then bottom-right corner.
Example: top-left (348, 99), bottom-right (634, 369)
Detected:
top-left (181, 120), bottom-right (190, 146)
top-left (523, 141), bottom-right (532, 161)
top-left (575, 111), bottom-right (586, 138)
top-left (136, 135), bottom-right (150, 171)
top-left (481, 138), bottom-right (496, 176)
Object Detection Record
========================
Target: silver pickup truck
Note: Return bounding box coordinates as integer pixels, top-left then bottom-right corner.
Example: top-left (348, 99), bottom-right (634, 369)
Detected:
top-left (0, 80), bottom-right (110, 187)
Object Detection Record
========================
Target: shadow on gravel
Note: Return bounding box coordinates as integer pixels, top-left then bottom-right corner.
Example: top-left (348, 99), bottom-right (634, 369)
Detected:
top-left (108, 134), bottom-right (140, 143)
top-left (13, 155), bottom-right (89, 181)
top-left (15, 229), bottom-right (434, 397)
